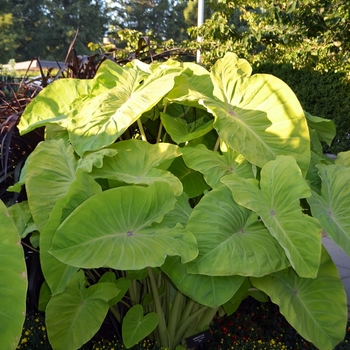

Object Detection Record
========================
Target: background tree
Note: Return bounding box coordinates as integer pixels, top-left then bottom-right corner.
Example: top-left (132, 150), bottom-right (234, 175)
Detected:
top-left (2, 0), bottom-right (108, 62)
top-left (0, 0), bottom-right (20, 63)
top-left (105, 0), bottom-right (192, 44)
top-left (185, 0), bottom-right (350, 73)
top-left (41, 0), bottom-right (108, 60)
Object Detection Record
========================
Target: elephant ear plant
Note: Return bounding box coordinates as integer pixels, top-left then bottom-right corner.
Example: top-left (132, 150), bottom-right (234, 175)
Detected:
top-left (2, 52), bottom-right (350, 350)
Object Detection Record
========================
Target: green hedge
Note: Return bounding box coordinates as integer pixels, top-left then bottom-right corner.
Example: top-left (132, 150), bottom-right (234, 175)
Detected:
top-left (253, 63), bottom-right (350, 154)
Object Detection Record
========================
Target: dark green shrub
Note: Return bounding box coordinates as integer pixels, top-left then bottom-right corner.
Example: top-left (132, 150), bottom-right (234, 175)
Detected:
top-left (253, 63), bottom-right (350, 154)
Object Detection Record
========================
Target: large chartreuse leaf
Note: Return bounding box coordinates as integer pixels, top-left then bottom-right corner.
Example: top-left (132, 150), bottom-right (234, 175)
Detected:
top-left (46, 270), bottom-right (120, 350)
top-left (90, 139), bottom-right (183, 195)
top-left (94, 59), bottom-right (142, 89)
top-left (41, 169), bottom-right (102, 295)
top-left (308, 164), bottom-right (350, 256)
top-left (162, 256), bottom-right (245, 308)
top-left (251, 247), bottom-right (347, 350)
top-left (182, 145), bottom-right (253, 188)
top-left (186, 185), bottom-right (290, 276)
top-left (122, 305), bottom-right (158, 349)
top-left (18, 78), bottom-right (93, 134)
top-left (222, 156), bottom-right (322, 278)
top-left (210, 53), bottom-right (252, 100)
top-left (202, 53), bottom-right (310, 175)
top-left (0, 201), bottom-right (27, 350)
top-left (67, 61), bottom-right (184, 155)
top-left (18, 59), bottom-right (129, 136)
top-left (25, 139), bottom-right (78, 231)
top-left (164, 63), bottom-right (213, 108)
top-left (50, 182), bottom-right (198, 269)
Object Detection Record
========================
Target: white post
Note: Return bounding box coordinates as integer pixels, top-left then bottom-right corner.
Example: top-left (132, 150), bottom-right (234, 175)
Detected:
top-left (197, 0), bottom-right (204, 63)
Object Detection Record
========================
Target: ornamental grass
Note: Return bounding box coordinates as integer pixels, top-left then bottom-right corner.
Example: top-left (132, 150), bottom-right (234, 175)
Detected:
top-left (17, 298), bottom-right (350, 350)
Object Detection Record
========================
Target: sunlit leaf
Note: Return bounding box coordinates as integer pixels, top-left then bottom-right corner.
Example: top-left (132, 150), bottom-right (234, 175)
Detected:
top-left (67, 62), bottom-right (183, 155)
top-left (164, 63), bottom-right (213, 108)
top-left (186, 185), bottom-right (290, 276)
top-left (90, 139), bottom-right (183, 195)
top-left (50, 182), bottom-right (198, 270)
top-left (210, 52), bottom-right (252, 102)
top-left (182, 145), bottom-right (253, 188)
top-left (222, 156), bottom-right (322, 278)
top-left (18, 78), bottom-right (92, 134)
top-left (202, 53), bottom-right (310, 175)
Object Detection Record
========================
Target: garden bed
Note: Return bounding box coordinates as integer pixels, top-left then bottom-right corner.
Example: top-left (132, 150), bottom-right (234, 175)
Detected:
top-left (17, 297), bottom-right (350, 350)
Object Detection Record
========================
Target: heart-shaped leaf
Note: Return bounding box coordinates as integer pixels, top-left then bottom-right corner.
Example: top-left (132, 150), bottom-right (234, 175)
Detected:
top-left (25, 139), bottom-right (78, 231)
top-left (46, 270), bottom-right (120, 350)
top-left (202, 53), bottom-right (310, 175)
top-left (41, 169), bottom-right (102, 295)
top-left (186, 185), bottom-right (290, 276)
top-left (182, 144), bottom-right (253, 188)
top-left (210, 52), bottom-right (252, 100)
top-left (122, 305), bottom-right (158, 349)
top-left (164, 63), bottom-right (214, 107)
top-left (160, 111), bottom-right (214, 144)
top-left (251, 247), bottom-right (347, 350)
top-left (222, 156), bottom-right (322, 278)
top-left (67, 61), bottom-right (183, 155)
top-left (18, 78), bottom-right (93, 134)
top-left (50, 182), bottom-right (198, 269)
top-left (90, 139), bottom-right (183, 195)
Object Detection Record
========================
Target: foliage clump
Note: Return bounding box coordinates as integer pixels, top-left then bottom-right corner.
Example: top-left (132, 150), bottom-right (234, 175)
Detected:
top-left (1, 52), bottom-right (349, 350)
